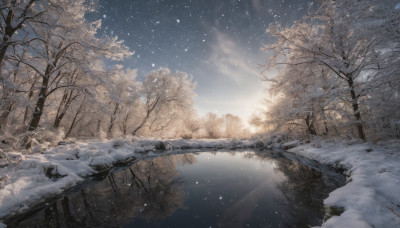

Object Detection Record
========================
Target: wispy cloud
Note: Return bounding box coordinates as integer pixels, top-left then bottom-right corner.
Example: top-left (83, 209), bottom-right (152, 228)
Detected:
top-left (208, 30), bottom-right (260, 83)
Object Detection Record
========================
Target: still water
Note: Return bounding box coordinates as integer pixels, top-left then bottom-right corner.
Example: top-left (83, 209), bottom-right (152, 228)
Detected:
top-left (5, 150), bottom-right (344, 228)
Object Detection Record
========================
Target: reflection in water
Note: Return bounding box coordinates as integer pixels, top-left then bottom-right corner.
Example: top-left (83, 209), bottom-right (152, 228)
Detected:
top-left (247, 153), bottom-right (342, 227)
top-left (275, 158), bottom-right (329, 227)
top-left (5, 151), bottom-right (344, 228)
top-left (7, 154), bottom-right (195, 228)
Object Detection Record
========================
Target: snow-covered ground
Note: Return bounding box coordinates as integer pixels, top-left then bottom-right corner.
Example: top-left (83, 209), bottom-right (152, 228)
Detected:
top-left (0, 137), bottom-right (399, 227)
top-left (285, 138), bottom-right (400, 228)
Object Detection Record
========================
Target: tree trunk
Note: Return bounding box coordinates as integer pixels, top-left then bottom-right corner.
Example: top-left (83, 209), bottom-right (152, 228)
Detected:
top-left (324, 121), bottom-right (329, 134)
top-left (28, 73), bottom-right (49, 131)
top-left (53, 92), bottom-right (68, 128)
top-left (96, 119), bottom-right (101, 136)
top-left (305, 114), bottom-right (317, 135)
top-left (107, 103), bottom-right (119, 138)
top-left (0, 10), bottom-right (16, 68)
top-left (54, 90), bottom-right (79, 128)
top-left (121, 113), bottom-right (130, 135)
top-left (65, 99), bottom-right (85, 138)
top-left (54, 70), bottom-right (80, 128)
top-left (28, 61), bottom-right (59, 131)
top-left (131, 96), bottom-right (161, 136)
top-left (0, 76), bottom-right (15, 131)
top-left (347, 76), bottom-right (366, 140)
top-left (0, 96), bottom-right (13, 131)
top-left (131, 114), bottom-right (149, 136)
top-left (23, 77), bottom-right (38, 125)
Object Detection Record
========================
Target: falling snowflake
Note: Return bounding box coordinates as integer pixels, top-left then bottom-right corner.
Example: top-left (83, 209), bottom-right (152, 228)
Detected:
top-left (151, 63), bottom-right (155, 67)
top-left (176, 19), bottom-right (180, 23)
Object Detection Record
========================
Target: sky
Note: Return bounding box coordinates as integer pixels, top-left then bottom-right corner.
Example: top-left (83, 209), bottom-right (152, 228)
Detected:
top-left (87, 0), bottom-right (311, 124)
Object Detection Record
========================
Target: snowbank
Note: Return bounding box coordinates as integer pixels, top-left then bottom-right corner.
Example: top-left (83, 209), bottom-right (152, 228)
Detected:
top-left (287, 139), bottom-right (400, 228)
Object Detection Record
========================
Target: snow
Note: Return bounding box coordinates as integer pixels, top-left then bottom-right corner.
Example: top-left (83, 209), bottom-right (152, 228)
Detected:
top-left (0, 137), bottom-right (399, 227)
top-left (323, 209), bottom-right (371, 228)
top-left (287, 139), bottom-right (400, 227)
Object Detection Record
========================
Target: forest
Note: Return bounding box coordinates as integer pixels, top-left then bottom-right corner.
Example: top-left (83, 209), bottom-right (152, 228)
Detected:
top-left (0, 0), bottom-right (251, 151)
top-left (0, 0), bottom-right (399, 151)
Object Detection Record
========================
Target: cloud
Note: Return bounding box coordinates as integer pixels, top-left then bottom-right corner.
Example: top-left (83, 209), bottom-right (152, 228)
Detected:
top-left (208, 30), bottom-right (260, 83)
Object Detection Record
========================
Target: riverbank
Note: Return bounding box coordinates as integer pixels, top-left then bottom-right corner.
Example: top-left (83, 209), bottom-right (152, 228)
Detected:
top-left (286, 138), bottom-right (400, 227)
top-left (0, 138), bottom-right (262, 224)
top-left (0, 137), bottom-right (399, 227)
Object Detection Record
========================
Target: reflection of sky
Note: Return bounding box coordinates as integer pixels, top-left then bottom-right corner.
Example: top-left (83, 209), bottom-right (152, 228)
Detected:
top-left (177, 151), bottom-right (286, 227)
top-left (87, 0), bottom-right (311, 123)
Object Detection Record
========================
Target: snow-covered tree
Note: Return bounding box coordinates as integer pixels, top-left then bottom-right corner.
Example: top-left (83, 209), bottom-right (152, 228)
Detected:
top-left (0, 0), bottom-right (137, 148)
top-left (10, 0), bottom-right (133, 132)
top-left (202, 113), bottom-right (224, 138)
top-left (103, 65), bottom-right (140, 138)
top-left (131, 68), bottom-right (195, 136)
top-left (0, 0), bottom-right (46, 130)
top-left (261, 0), bottom-right (400, 139)
top-left (223, 114), bottom-right (246, 138)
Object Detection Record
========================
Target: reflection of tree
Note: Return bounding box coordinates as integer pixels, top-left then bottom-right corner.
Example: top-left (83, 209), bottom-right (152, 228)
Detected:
top-left (273, 156), bottom-right (342, 227)
top-left (175, 153), bottom-right (197, 166)
top-left (7, 154), bottom-right (196, 228)
top-left (128, 156), bottom-right (184, 221)
top-left (246, 152), bottom-right (343, 228)
top-left (242, 151), bottom-right (274, 168)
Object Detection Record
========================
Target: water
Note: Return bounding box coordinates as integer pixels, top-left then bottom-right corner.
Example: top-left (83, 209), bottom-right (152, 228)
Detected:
top-left (5, 150), bottom-right (344, 228)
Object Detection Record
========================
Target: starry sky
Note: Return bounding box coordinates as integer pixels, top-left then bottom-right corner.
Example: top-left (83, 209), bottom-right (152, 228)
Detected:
top-left (87, 0), bottom-right (311, 124)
